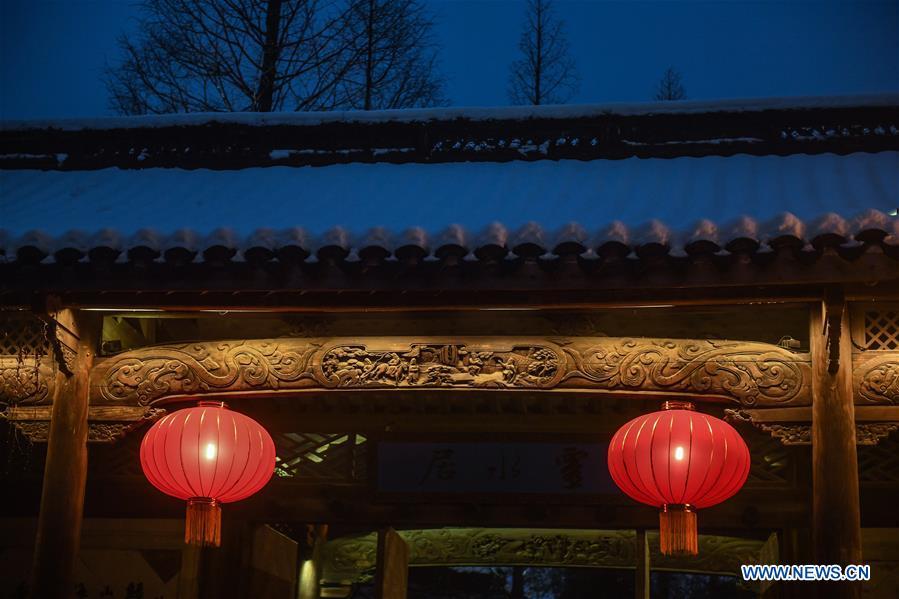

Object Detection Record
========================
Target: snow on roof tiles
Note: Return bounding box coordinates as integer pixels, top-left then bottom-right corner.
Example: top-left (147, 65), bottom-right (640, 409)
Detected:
top-left (1, 151), bottom-right (897, 263)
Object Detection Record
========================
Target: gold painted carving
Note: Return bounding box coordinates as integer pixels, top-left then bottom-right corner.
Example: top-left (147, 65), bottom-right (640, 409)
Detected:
top-left (94, 337), bottom-right (810, 407)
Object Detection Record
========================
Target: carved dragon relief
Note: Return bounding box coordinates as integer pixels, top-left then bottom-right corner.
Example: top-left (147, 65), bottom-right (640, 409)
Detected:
top-left (562, 339), bottom-right (806, 407)
top-left (97, 341), bottom-right (322, 404)
top-left (855, 354), bottom-right (899, 405)
top-left (92, 336), bottom-right (811, 407)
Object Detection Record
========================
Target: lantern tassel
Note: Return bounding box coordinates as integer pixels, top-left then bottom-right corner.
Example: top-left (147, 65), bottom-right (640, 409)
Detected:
top-left (186, 498), bottom-right (221, 547)
top-left (659, 504), bottom-right (697, 556)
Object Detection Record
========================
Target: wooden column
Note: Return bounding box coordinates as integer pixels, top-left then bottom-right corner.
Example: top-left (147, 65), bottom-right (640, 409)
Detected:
top-left (810, 296), bottom-right (862, 599)
top-left (30, 309), bottom-right (97, 598)
top-left (177, 544), bottom-right (202, 599)
top-left (778, 528), bottom-right (813, 599)
top-left (635, 528), bottom-right (650, 599)
top-left (298, 524), bottom-right (328, 599)
top-left (374, 528), bottom-right (409, 599)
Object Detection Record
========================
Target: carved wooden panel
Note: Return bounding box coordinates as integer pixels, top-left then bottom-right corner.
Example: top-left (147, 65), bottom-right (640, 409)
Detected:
top-left (321, 528), bottom-right (767, 585)
top-left (92, 337), bottom-right (811, 408)
top-left (853, 353), bottom-right (899, 405)
top-left (0, 313), bottom-right (54, 405)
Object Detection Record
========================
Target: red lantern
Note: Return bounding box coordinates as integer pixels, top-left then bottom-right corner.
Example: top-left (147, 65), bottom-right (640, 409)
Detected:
top-left (140, 401), bottom-right (276, 546)
top-left (607, 401), bottom-right (750, 556)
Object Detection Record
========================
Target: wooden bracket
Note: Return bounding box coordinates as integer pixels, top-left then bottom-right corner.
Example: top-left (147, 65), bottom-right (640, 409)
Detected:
top-left (34, 296), bottom-right (79, 377)
top-left (822, 290), bottom-right (845, 375)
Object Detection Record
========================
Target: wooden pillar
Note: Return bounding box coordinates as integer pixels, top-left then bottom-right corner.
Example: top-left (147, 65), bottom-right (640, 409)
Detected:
top-left (635, 528), bottom-right (650, 599)
top-left (177, 544), bottom-right (202, 599)
top-left (30, 309), bottom-right (97, 598)
top-left (374, 528), bottom-right (408, 599)
top-left (778, 528), bottom-right (813, 599)
top-left (810, 296), bottom-right (862, 598)
top-left (298, 524), bottom-right (328, 599)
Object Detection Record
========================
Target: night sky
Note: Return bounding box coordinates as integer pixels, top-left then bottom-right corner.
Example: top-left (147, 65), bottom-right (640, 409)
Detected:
top-left (1, 0), bottom-right (898, 120)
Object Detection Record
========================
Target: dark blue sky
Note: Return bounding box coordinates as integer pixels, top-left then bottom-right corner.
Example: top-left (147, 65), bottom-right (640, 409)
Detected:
top-left (1, 0), bottom-right (897, 119)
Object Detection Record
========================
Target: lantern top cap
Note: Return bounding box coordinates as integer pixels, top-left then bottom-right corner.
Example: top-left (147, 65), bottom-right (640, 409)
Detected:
top-left (662, 400), bottom-right (695, 411)
top-left (197, 400), bottom-right (229, 409)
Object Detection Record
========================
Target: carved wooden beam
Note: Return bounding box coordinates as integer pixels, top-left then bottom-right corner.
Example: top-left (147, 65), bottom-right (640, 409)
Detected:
top-left (90, 336), bottom-right (812, 408)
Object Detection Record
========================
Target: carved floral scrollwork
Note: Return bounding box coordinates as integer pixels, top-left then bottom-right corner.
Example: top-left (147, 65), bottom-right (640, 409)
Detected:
top-left (316, 343), bottom-right (563, 389)
top-left (87, 407), bottom-right (167, 443)
top-left (98, 341), bottom-right (320, 405)
top-left (856, 423), bottom-right (898, 445)
top-left (7, 420), bottom-right (51, 442)
top-left (564, 339), bottom-right (805, 406)
top-left (757, 424), bottom-right (812, 446)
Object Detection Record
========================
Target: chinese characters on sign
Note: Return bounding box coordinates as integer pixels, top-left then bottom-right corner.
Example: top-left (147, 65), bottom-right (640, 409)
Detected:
top-left (378, 442), bottom-right (616, 494)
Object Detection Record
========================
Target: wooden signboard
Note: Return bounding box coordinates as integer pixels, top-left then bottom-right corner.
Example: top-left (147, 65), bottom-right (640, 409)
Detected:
top-left (377, 441), bottom-right (616, 495)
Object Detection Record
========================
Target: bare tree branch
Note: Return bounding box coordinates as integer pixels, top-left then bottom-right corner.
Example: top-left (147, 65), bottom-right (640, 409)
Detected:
top-left (105, 0), bottom-right (358, 114)
top-left (508, 0), bottom-right (578, 106)
top-left (334, 0), bottom-right (445, 110)
top-left (655, 66), bottom-right (687, 101)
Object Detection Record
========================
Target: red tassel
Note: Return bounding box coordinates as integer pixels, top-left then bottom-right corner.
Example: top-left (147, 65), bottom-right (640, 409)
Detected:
top-left (186, 497), bottom-right (221, 547)
top-left (659, 504), bottom-right (698, 556)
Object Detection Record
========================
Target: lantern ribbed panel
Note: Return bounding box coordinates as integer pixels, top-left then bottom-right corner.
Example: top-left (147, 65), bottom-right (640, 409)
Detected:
top-left (607, 409), bottom-right (750, 509)
top-left (140, 404), bottom-right (276, 503)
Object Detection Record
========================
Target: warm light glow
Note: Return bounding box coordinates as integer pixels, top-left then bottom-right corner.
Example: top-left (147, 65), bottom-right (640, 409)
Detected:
top-left (298, 560), bottom-right (317, 597)
top-left (205, 443), bottom-right (217, 460)
top-left (674, 446), bottom-right (685, 461)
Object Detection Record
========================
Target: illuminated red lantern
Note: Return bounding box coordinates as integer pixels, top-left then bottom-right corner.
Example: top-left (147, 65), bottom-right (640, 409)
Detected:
top-left (607, 401), bottom-right (750, 556)
top-left (140, 401), bottom-right (276, 546)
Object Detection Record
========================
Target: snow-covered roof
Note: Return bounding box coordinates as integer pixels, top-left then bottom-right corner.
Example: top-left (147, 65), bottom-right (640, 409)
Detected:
top-left (1, 95), bottom-right (897, 268)
top-left (1, 152), bottom-right (897, 262)
top-left (3, 93), bottom-right (897, 132)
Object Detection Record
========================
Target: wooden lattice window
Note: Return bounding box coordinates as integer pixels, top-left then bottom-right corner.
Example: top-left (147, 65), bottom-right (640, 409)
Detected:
top-left (858, 435), bottom-right (899, 484)
top-left (0, 313), bottom-right (49, 357)
top-left (852, 305), bottom-right (899, 350)
top-left (862, 309), bottom-right (899, 350)
top-left (744, 431), bottom-right (794, 487)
